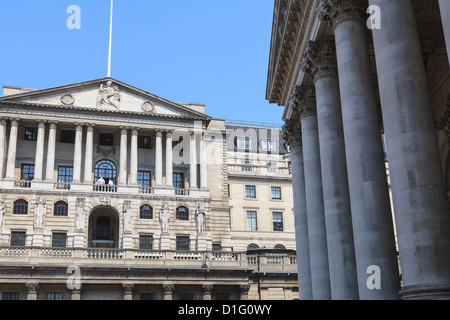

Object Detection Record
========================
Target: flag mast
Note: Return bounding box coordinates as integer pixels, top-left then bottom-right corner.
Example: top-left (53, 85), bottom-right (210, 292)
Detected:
top-left (107, 0), bottom-right (114, 77)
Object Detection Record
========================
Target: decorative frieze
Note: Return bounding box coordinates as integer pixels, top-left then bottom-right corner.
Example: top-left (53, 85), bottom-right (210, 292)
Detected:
top-left (301, 40), bottom-right (338, 82)
top-left (316, 0), bottom-right (366, 28)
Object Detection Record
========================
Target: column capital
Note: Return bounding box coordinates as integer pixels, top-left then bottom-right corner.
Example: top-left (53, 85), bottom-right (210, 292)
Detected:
top-left (85, 122), bottom-right (96, 128)
top-left (25, 282), bottom-right (39, 294)
top-left (36, 119), bottom-right (47, 128)
top-left (316, 0), bottom-right (366, 29)
top-left (48, 120), bottom-right (59, 130)
top-left (74, 122), bottom-right (84, 130)
top-left (130, 127), bottom-right (140, 135)
top-left (8, 117), bottom-right (20, 125)
top-left (119, 126), bottom-right (129, 134)
top-left (122, 283), bottom-right (135, 294)
top-left (155, 130), bottom-right (163, 138)
top-left (162, 283), bottom-right (174, 294)
top-left (301, 40), bottom-right (338, 82)
top-left (0, 117), bottom-right (7, 126)
top-left (290, 85), bottom-right (317, 120)
top-left (202, 284), bottom-right (214, 293)
top-left (282, 118), bottom-right (302, 148)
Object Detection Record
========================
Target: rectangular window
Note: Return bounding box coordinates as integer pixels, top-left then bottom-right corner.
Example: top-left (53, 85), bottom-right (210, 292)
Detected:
top-left (178, 293), bottom-right (194, 300)
top-left (46, 292), bottom-right (63, 300)
top-left (60, 130), bottom-right (75, 144)
top-left (273, 212), bottom-right (284, 232)
top-left (139, 293), bottom-right (155, 300)
top-left (139, 235), bottom-right (154, 250)
top-left (137, 171), bottom-right (151, 187)
top-left (262, 140), bottom-right (275, 151)
top-left (245, 185), bottom-right (256, 199)
top-left (237, 137), bottom-right (251, 149)
top-left (24, 127), bottom-right (38, 141)
top-left (138, 135), bottom-right (152, 149)
top-left (176, 236), bottom-right (190, 251)
top-left (99, 132), bottom-right (114, 146)
top-left (2, 292), bottom-right (20, 300)
top-left (10, 231), bottom-right (26, 246)
top-left (21, 164), bottom-right (35, 181)
top-left (173, 173), bottom-right (184, 189)
top-left (271, 186), bottom-right (282, 200)
top-left (246, 211), bottom-right (258, 231)
top-left (52, 233), bottom-right (67, 248)
top-left (58, 166), bottom-right (73, 183)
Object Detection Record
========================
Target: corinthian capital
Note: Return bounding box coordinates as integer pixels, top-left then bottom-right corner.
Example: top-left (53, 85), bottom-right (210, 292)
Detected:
top-left (290, 85), bottom-right (317, 120)
top-left (282, 118), bottom-right (302, 148)
top-left (301, 40), bottom-right (338, 82)
top-left (316, 0), bottom-right (366, 28)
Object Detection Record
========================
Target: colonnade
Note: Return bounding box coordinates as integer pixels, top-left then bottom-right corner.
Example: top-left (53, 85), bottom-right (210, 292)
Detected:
top-left (284, 0), bottom-right (450, 300)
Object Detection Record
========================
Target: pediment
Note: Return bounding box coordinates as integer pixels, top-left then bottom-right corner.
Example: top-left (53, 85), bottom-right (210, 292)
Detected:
top-left (0, 77), bottom-right (209, 119)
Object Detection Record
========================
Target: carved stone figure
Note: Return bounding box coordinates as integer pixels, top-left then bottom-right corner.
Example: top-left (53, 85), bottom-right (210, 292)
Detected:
top-left (160, 202), bottom-right (170, 233)
top-left (97, 80), bottom-right (121, 109)
top-left (123, 201), bottom-right (132, 234)
top-left (34, 196), bottom-right (46, 229)
top-left (75, 198), bottom-right (86, 232)
top-left (195, 202), bottom-right (205, 234)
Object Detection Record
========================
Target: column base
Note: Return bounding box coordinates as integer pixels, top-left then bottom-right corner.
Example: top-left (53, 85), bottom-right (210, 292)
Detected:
top-left (400, 284), bottom-right (450, 300)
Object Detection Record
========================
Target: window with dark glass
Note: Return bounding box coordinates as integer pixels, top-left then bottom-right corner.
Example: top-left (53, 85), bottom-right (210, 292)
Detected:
top-left (245, 185), bottom-right (256, 199)
top-left (2, 292), bottom-right (20, 300)
top-left (176, 206), bottom-right (189, 221)
top-left (271, 186), bottom-right (282, 200)
top-left (137, 171), bottom-right (151, 187)
top-left (139, 293), bottom-right (155, 300)
top-left (24, 127), bottom-right (38, 141)
top-left (139, 235), bottom-right (153, 250)
top-left (58, 166), bottom-right (73, 183)
top-left (52, 233), bottom-right (67, 247)
top-left (10, 231), bottom-right (26, 246)
top-left (13, 199), bottom-right (28, 215)
top-left (60, 130), bottom-right (75, 144)
top-left (138, 136), bottom-right (152, 149)
top-left (272, 212), bottom-right (284, 232)
top-left (47, 292), bottom-right (63, 300)
top-left (94, 160), bottom-right (117, 185)
top-left (178, 293), bottom-right (194, 300)
top-left (99, 132), bottom-right (114, 146)
top-left (246, 211), bottom-right (258, 231)
top-left (140, 205), bottom-right (153, 219)
top-left (21, 164), bottom-right (35, 181)
top-left (176, 236), bottom-right (190, 250)
top-left (173, 173), bottom-right (184, 189)
top-left (54, 201), bottom-right (68, 216)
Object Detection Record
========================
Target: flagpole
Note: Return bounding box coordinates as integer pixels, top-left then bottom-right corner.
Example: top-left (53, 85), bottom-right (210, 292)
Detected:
top-left (107, 0), bottom-right (113, 77)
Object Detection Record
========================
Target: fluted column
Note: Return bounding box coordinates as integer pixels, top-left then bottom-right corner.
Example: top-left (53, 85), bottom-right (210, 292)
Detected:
top-left (5, 118), bottom-right (19, 180)
top-left (45, 121), bottom-right (58, 182)
top-left (302, 39), bottom-right (358, 299)
top-left (33, 120), bottom-right (46, 181)
top-left (200, 131), bottom-right (207, 189)
top-left (439, 0), bottom-right (450, 66)
top-left (130, 127), bottom-right (139, 185)
top-left (83, 123), bottom-right (95, 184)
top-left (189, 131), bottom-right (197, 189)
top-left (292, 85), bottom-right (331, 300)
top-left (370, 0), bottom-right (450, 299)
top-left (72, 123), bottom-right (83, 184)
top-left (165, 130), bottom-right (173, 188)
top-left (282, 119), bottom-right (313, 300)
top-left (0, 118), bottom-right (7, 179)
top-left (119, 126), bottom-right (128, 185)
top-left (155, 130), bottom-right (163, 187)
top-left (317, 0), bottom-right (400, 299)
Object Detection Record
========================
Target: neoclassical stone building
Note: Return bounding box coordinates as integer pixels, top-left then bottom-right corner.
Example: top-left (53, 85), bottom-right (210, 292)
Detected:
top-left (0, 77), bottom-right (297, 300)
top-left (267, 0), bottom-right (450, 299)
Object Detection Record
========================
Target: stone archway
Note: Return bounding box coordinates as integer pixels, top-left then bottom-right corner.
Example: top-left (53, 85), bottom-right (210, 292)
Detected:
top-left (88, 206), bottom-right (120, 248)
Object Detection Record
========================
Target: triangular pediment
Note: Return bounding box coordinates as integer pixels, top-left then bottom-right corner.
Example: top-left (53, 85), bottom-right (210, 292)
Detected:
top-left (0, 77), bottom-right (209, 119)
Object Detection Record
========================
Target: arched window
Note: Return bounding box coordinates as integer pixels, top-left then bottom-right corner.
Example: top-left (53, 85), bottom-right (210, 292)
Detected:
top-left (54, 201), bottom-right (68, 216)
top-left (247, 244), bottom-right (259, 251)
top-left (94, 160), bottom-right (117, 185)
top-left (274, 244), bottom-right (286, 250)
top-left (13, 199), bottom-right (28, 215)
top-left (140, 205), bottom-right (153, 219)
top-left (176, 206), bottom-right (189, 221)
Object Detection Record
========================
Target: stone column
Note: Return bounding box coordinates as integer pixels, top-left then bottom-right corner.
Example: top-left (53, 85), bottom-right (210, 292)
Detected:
top-left (302, 39), bottom-right (358, 300)
top-left (70, 286), bottom-right (82, 300)
top-left (122, 283), bottom-right (134, 300)
top-left (292, 85), bottom-right (331, 300)
top-left (162, 284), bottom-right (174, 300)
top-left (83, 123), bottom-right (95, 184)
top-left (45, 121), bottom-right (58, 182)
top-left (165, 130), bottom-right (173, 188)
top-left (5, 118), bottom-right (20, 180)
top-left (202, 284), bottom-right (213, 300)
top-left (282, 119), bottom-right (313, 300)
top-left (370, 0), bottom-right (450, 299)
top-left (200, 131), bottom-right (208, 189)
top-left (189, 131), bottom-right (197, 189)
top-left (155, 130), bottom-right (163, 187)
top-left (240, 284), bottom-right (250, 300)
top-left (317, 0), bottom-right (400, 300)
top-left (72, 123), bottom-right (84, 184)
top-left (119, 126), bottom-right (128, 185)
top-left (130, 127), bottom-right (139, 185)
top-left (439, 0), bottom-right (450, 67)
top-left (33, 120), bottom-right (46, 181)
top-left (0, 118), bottom-right (7, 179)
top-left (25, 282), bottom-right (39, 300)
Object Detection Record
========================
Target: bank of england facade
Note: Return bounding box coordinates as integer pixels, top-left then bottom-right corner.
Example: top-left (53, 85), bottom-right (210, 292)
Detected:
top-left (0, 78), bottom-right (297, 300)
top-left (268, 0), bottom-right (450, 299)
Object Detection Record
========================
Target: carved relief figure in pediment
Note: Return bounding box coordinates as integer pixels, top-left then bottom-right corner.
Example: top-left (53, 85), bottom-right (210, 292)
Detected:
top-left (97, 80), bottom-right (121, 109)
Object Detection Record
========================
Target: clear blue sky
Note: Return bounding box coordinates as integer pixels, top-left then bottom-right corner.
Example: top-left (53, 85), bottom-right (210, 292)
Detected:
top-left (0, 0), bottom-right (284, 125)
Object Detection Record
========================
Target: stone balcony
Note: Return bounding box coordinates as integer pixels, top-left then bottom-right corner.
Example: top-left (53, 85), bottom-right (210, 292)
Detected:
top-left (0, 246), bottom-right (298, 273)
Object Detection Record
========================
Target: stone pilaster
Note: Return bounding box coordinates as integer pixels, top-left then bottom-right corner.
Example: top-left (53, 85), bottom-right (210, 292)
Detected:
top-left (155, 130), bottom-right (163, 187)
top-left (202, 284), bottom-right (213, 300)
top-left (33, 120), bottom-right (46, 181)
top-left (45, 121), bottom-right (58, 182)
